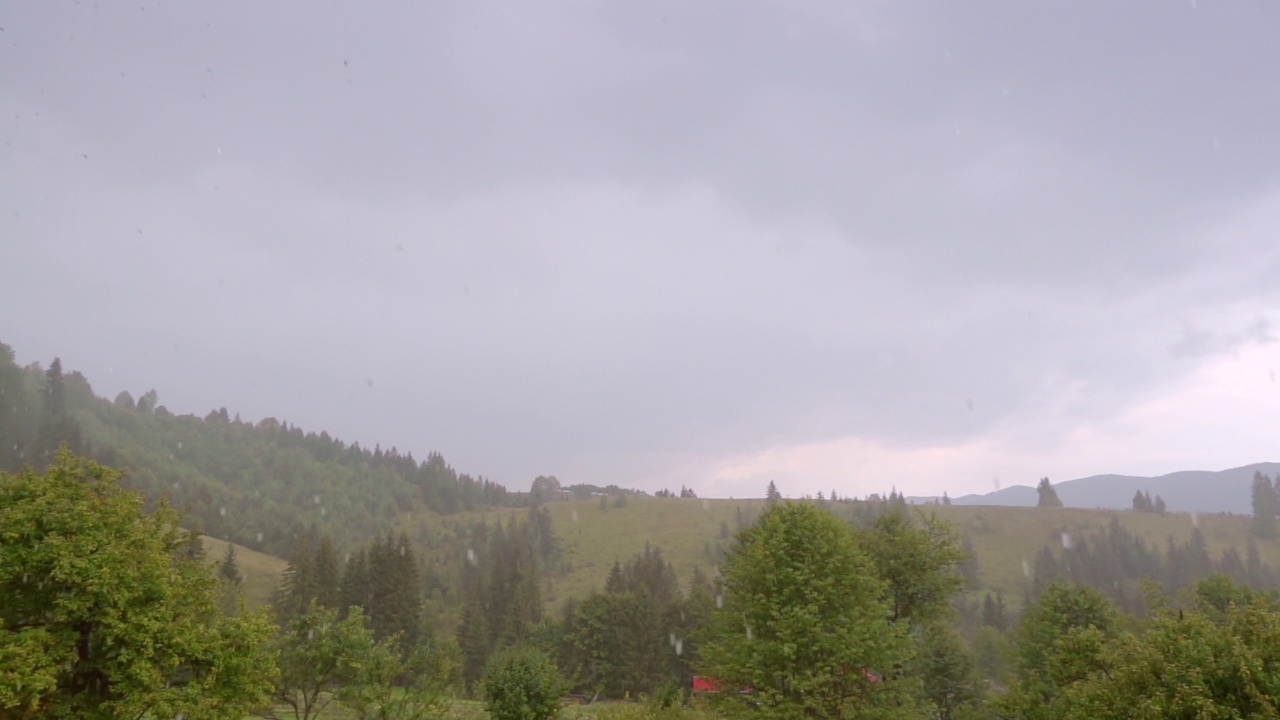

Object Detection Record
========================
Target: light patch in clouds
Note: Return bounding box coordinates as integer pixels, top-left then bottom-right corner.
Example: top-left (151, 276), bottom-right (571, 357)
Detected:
top-left (702, 314), bottom-right (1280, 499)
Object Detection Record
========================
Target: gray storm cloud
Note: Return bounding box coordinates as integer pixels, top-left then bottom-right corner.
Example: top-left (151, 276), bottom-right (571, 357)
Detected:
top-left (2, 1), bottom-right (1279, 494)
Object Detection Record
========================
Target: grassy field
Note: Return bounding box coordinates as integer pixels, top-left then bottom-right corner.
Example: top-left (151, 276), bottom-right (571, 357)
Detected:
top-left (200, 534), bottom-right (288, 609)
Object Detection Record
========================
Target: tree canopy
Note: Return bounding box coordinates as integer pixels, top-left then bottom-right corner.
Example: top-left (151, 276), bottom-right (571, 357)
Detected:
top-left (698, 501), bottom-right (914, 719)
top-left (0, 451), bottom-right (276, 720)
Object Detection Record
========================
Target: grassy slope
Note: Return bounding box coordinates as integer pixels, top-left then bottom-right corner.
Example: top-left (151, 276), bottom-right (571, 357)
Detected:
top-left (234, 496), bottom-right (1280, 615)
top-left (452, 497), bottom-right (1280, 613)
top-left (200, 535), bottom-right (288, 609)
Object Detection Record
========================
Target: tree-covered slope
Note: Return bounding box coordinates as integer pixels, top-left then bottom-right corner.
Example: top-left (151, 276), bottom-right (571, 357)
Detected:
top-left (0, 341), bottom-right (525, 559)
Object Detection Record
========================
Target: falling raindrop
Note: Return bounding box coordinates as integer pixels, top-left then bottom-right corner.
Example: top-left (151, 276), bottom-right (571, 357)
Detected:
top-left (467, 548), bottom-right (477, 566)
top-left (702, 499), bottom-right (709, 511)
top-left (675, 639), bottom-right (683, 656)
top-left (745, 625), bottom-right (753, 641)
top-left (1061, 532), bottom-right (1073, 549)
top-left (177, 441), bottom-right (183, 450)
top-left (345, 553), bottom-right (351, 564)
top-left (716, 594), bottom-right (724, 609)
top-left (1191, 512), bottom-right (1199, 527)
top-left (320, 507), bottom-right (327, 516)
top-left (1022, 559), bottom-right (1031, 578)
top-left (400, 544), bottom-right (405, 556)
top-left (256, 532), bottom-right (264, 543)
top-left (313, 495), bottom-right (320, 504)
top-left (571, 510), bottom-right (579, 523)
top-left (219, 507), bottom-right (226, 517)
top-left (669, 632), bottom-right (677, 647)
top-left (307, 629), bottom-right (314, 641)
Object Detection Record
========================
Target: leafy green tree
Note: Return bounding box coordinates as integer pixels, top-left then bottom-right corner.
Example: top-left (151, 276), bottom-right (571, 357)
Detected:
top-left (0, 451), bottom-right (276, 719)
top-left (1064, 590), bottom-right (1280, 719)
top-left (338, 639), bottom-right (458, 720)
top-left (265, 601), bottom-right (375, 720)
top-left (1036, 477), bottom-right (1063, 508)
top-left (858, 510), bottom-right (966, 626)
top-left (698, 502), bottom-right (915, 719)
top-left (482, 645), bottom-right (567, 720)
top-left (998, 581), bottom-right (1117, 720)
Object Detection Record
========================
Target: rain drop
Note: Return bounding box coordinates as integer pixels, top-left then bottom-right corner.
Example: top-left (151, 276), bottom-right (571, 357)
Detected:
top-left (716, 594), bottom-right (724, 609)
top-left (177, 442), bottom-right (182, 450)
top-left (1191, 512), bottom-right (1199, 527)
top-left (256, 532), bottom-right (264, 543)
top-left (702, 499), bottom-right (709, 511)
top-left (307, 629), bottom-right (314, 641)
top-left (1022, 559), bottom-right (1031, 578)
top-left (219, 507), bottom-right (226, 517)
top-left (467, 548), bottom-right (477, 566)
top-left (399, 544), bottom-right (405, 556)
top-left (571, 510), bottom-right (579, 523)
top-left (669, 632), bottom-right (676, 647)
top-left (745, 625), bottom-right (753, 641)
top-left (675, 639), bottom-right (683, 656)
top-left (320, 507), bottom-right (327, 516)
top-left (313, 495), bottom-right (320, 505)
top-left (1061, 532), bottom-right (1073, 549)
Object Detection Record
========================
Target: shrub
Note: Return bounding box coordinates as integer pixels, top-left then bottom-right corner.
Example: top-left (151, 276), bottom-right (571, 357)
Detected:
top-left (482, 645), bottom-right (568, 720)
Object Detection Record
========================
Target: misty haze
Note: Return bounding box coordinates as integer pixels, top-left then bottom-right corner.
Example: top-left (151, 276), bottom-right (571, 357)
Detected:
top-left (4, 2), bottom-right (1280, 719)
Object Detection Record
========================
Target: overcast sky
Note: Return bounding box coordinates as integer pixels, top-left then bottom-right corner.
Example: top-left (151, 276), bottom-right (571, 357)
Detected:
top-left (3, 1), bottom-right (1280, 499)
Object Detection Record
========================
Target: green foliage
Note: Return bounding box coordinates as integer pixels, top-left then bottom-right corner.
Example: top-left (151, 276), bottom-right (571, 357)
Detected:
top-left (558, 545), bottom-right (693, 699)
top-left (456, 517), bottom-right (549, 691)
top-left (998, 581), bottom-right (1117, 720)
top-left (1063, 582), bottom-right (1280, 718)
top-left (482, 645), bottom-right (567, 720)
top-left (857, 509), bottom-right (967, 626)
top-left (267, 601), bottom-right (377, 720)
top-left (0, 451), bottom-right (276, 720)
top-left (338, 639), bottom-right (459, 720)
top-left (914, 623), bottom-right (984, 720)
top-left (698, 502), bottom-right (915, 720)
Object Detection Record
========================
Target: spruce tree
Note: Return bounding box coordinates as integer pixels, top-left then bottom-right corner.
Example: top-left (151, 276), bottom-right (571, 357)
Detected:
top-left (1252, 472), bottom-right (1277, 538)
top-left (277, 534), bottom-right (319, 621)
top-left (314, 535), bottom-right (340, 609)
top-left (1036, 477), bottom-right (1063, 507)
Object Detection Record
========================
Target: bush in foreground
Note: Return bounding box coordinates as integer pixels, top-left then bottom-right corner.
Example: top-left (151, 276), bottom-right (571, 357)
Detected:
top-left (483, 645), bottom-right (567, 720)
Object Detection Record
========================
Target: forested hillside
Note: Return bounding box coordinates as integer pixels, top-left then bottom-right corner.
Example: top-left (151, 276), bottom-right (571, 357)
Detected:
top-left (0, 342), bottom-right (524, 558)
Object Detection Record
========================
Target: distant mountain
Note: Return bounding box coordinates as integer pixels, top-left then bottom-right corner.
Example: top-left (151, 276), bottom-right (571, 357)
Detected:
top-left (910, 462), bottom-right (1280, 514)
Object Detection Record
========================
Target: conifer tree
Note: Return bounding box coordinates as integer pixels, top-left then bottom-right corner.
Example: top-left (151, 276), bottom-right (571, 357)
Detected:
top-left (1252, 472), bottom-right (1277, 538)
top-left (314, 535), bottom-right (340, 609)
top-left (278, 534), bottom-right (320, 621)
top-left (1036, 477), bottom-right (1063, 507)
